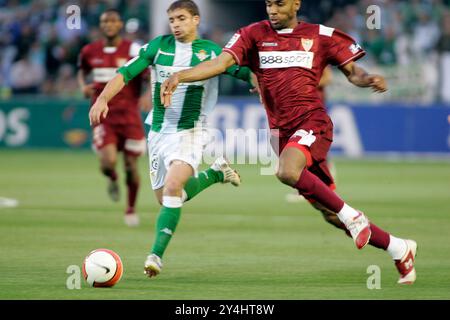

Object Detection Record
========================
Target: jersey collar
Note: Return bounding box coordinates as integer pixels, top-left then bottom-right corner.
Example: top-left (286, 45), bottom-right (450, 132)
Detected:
top-left (271, 21), bottom-right (304, 34)
top-left (276, 28), bottom-right (294, 34)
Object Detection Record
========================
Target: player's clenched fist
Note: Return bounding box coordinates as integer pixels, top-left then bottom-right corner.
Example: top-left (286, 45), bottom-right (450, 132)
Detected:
top-left (89, 97), bottom-right (109, 125)
top-left (160, 73), bottom-right (180, 108)
top-left (367, 75), bottom-right (387, 93)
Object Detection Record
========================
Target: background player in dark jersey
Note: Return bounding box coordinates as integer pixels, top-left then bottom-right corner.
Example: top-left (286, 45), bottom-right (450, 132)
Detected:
top-left (160, 0), bottom-right (418, 284)
top-left (78, 9), bottom-right (151, 227)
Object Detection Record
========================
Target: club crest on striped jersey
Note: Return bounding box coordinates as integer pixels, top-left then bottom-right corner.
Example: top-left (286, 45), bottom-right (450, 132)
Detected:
top-left (195, 49), bottom-right (209, 61)
top-left (301, 38), bottom-right (314, 52)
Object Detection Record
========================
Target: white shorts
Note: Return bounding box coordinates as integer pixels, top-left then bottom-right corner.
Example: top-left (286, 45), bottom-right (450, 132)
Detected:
top-left (147, 128), bottom-right (209, 190)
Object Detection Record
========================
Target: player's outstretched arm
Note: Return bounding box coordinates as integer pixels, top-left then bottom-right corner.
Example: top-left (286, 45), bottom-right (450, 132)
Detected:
top-left (89, 73), bottom-right (125, 125)
top-left (160, 52), bottom-right (236, 107)
top-left (340, 61), bottom-right (387, 93)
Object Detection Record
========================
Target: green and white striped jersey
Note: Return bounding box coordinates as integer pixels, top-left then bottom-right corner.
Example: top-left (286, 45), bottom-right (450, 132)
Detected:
top-left (118, 34), bottom-right (251, 133)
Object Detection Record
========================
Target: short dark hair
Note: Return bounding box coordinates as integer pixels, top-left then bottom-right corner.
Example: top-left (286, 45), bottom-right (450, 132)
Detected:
top-left (167, 0), bottom-right (200, 17)
top-left (102, 8), bottom-right (122, 19)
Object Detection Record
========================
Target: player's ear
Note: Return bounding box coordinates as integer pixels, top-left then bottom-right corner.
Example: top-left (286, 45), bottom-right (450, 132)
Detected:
top-left (193, 14), bottom-right (200, 26)
top-left (295, 0), bottom-right (301, 11)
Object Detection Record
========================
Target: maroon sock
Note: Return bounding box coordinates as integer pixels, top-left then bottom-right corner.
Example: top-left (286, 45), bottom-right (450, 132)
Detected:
top-left (102, 168), bottom-right (118, 181)
top-left (126, 180), bottom-right (139, 214)
top-left (344, 223), bottom-right (390, 249)
top-left (368, 223), bottom-right (390, 250)
top-left (295, 169), bottom-right (345, 213)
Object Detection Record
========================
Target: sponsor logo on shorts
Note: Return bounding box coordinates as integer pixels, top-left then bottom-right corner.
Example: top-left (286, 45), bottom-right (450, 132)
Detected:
top-left (92, 124), bottom-right (105, 146)
top-left (292, 129), bottom-right (316, 147)
top-left (150, 154), bottom-right (159, 171)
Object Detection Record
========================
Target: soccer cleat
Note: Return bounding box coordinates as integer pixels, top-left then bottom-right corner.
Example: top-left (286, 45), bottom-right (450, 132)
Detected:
top-left (108, 180), bottom-right (120, 202)
top-left (344, 211), bottom-right (371, 249)
top-left (395, 239), bottom-right (417, 285)
top-left (211, 156), bottom-right (241, 186)
top-left (124, 212), bottom-right (140, 227)
top-left (144, 254), bottom-right (163, 278)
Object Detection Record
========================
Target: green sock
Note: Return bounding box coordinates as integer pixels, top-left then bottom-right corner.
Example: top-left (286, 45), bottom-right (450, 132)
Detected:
top-left (151, 205), bottom-right (181, 258)
top-left (183, 168), bottom-right (224, 201)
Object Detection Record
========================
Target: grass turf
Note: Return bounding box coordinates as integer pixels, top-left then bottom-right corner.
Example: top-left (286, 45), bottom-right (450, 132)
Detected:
top-left (0, 150), bottom-right (449, 299)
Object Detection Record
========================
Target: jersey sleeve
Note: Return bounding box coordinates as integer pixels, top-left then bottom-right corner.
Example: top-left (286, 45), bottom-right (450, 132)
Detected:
top-left (325, 28), bottom-right (366, 67)
top-left (77, 46), bottom-right (91, 73)
top-left (117, 36), bottom-right (162, 84)
top-left (210, 42), bottom-right (252, 84)
top-left (222, 25), bottom-right (254, 66)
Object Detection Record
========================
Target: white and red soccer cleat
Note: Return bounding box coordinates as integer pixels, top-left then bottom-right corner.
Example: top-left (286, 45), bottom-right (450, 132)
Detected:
top-left (395, 239), bottom-right (417, 285)
top-left (344, 211), bottom-right (371, 249)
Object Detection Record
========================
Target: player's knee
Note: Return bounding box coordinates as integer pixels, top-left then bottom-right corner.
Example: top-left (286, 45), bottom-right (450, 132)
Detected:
top-left (101, 166), bottom-right (115, 177)
top-left (276, 166), bottom-right (300, 186)
top-left (100, 158), bottom-right (116, 171)
top-left (163, 179), bottom-right (183, 196)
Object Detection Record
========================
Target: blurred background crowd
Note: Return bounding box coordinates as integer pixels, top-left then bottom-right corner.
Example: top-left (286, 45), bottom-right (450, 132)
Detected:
top-left (1, 0), bottom-right (450, 103)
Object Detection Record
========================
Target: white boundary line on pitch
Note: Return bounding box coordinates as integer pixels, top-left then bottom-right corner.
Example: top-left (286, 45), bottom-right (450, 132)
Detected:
top-left (0, 197), bottom-right (19, 208)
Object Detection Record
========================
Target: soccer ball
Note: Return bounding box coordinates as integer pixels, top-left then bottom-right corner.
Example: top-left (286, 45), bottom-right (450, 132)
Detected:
top-left (82, 249), bottom-right (123, 287)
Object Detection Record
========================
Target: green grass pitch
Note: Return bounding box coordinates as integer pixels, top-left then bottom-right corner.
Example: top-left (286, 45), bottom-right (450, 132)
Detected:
top-left (0, 150), bottom-right (449, 299)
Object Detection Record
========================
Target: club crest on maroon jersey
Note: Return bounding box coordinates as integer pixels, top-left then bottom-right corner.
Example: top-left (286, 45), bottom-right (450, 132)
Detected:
top-left (301, 38), bottom-right (314, 52)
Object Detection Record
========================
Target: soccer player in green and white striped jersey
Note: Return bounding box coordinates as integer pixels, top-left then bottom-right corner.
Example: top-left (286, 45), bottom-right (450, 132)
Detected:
top-left (89, 0), bottom-right (256, 278)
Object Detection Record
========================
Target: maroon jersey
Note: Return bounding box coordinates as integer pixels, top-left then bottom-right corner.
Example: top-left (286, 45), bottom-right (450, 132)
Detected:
top-left (78, 39), bottom-right (146, 125)
top-left (223, 20), bottom-right (365, 137)
top-left (317, 86), bottom-right (326, 104)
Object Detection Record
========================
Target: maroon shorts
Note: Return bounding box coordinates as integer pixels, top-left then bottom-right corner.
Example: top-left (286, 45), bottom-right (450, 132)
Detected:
top-left (270, 110), bottom-right (335, 189)
top-left (92, 122), bottom-right (146, 156)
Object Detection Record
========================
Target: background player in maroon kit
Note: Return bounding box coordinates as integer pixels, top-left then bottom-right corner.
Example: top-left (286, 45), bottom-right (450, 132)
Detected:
top-left (161, 0), bottom-right (418, 284)
top-left (78, 9), bottom-right (151, 227)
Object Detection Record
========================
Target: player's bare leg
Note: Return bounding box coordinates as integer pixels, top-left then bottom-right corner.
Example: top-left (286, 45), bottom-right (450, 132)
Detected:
top-left (144, 160), bottom-right (193, 278)
top-left (310, 201), bottom-right (417, 284)
top-left (145, 157), bottom-right (240, 277)
top-left (276, 146), bottom-right (371, 249)
top-left (123, 153), bottom-right (140, 227)
top-left (153, 188), bottom-right (163, 206)
top-left (99, 144), bottom-right (119, 202)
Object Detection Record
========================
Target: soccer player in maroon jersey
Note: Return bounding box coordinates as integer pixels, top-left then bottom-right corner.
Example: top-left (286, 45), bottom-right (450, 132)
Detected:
top-left (78, 9), bottom-right (151, 227)
top-left (160, 0), bottom-right (418, 284)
